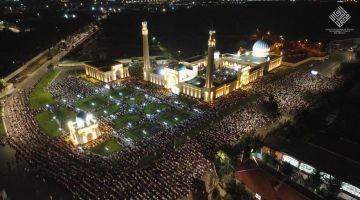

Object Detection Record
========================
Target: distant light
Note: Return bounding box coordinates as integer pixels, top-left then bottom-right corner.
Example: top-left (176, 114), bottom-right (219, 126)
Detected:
top-left (104, 84), bottom-right (110, 89)
top-left (91, 102), bottom-right (95, 106)
top-left (64, 14), bottom-right (68, 19)
top-left (91, 7), bottom-right (95, 10)
top-left (72, 14), bottom-right (76, 18)
top-left (162, 8), bottom-right (166, 12)
top-left (311, 70), bottom-right (318, 75)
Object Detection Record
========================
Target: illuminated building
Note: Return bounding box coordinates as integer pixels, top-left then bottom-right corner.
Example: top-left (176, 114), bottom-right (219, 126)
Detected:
top-left (142, 22), bottom-right (282, 103)
top-left (68, 112), bottom-right (101, 146)
top-left (84, 60), bottom-right (130, 83)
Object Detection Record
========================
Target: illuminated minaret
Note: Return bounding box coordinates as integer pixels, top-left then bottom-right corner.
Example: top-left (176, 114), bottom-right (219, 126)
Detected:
top-left (204, 30), bottom-right (216, 103)
top-left (142, 21), bottom-right (151, 81)
top-left (205, 30), bottom-right (216, 89)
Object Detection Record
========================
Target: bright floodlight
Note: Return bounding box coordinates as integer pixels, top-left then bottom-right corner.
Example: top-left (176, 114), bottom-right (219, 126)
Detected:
top-left (311, 70), bottom-right (318, 75)
top-left (86, 113), bottom-right (94, 121)
top-left (159, 69), bottom-right (165, 75)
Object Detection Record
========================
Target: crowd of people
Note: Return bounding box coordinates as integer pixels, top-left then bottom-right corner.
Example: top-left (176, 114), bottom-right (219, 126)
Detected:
top-left (3, 66), bottom-right (342, 199)
top-left (258, 70), bottom-right (342, 112)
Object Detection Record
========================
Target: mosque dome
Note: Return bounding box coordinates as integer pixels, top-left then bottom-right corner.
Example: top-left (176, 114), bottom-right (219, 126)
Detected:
top-left (252, 40), bottom-right (270, 58)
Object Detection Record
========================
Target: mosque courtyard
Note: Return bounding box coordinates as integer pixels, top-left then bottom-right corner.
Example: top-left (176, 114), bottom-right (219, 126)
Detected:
top-left (31, 70), bottom-right (199, 156)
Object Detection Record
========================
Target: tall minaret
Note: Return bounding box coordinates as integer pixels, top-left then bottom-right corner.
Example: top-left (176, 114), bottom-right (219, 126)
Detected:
top-left (205, 30), bottom-right (216, 89)
top-left (142, 21), bottom-right (151, 81)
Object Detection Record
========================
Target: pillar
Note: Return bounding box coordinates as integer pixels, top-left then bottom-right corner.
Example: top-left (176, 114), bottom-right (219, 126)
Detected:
top-left (142, 21), bottom-right (151, 81)
top-left (204, 30), bottom-right (216, 103)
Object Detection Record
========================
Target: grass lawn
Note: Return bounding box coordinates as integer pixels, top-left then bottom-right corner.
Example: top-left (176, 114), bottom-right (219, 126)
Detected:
top-left (35, 111), bottom-right (61, 137)
top-left (125, 122), bottom-right (160, 143)
top-left (30, 69), bottom-right (60, 109)
top-left (112, 113), bottom-right (142, 129)
top-left (125, 94), bottom-right (145, 105)
top-left (96, 104), bottom-right (121, 117)
top-left (108, 87), bottom-right (134, 99)
top-left (91, 139), bottom-right (123, 156)
top-left (53, 106), bottom-right (76, 127)
top-left (144, 103), bottom-right (169, 115)
top-left (76, 95), bottom-right (109, 111)
top-left (0, 106), bottom-right (6, 138)
top-left (156, 109), bottom-right (194, 125)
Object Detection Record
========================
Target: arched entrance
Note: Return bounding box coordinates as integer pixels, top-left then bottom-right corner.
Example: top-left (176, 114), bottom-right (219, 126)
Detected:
top-left (116, 70), bottom-right (122, 79)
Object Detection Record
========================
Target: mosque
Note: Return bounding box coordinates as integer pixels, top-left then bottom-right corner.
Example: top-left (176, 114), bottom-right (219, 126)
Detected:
top-left (141, 21), bottom-right (282, 103)
top-left (67, 112), bottom-right (101, 146)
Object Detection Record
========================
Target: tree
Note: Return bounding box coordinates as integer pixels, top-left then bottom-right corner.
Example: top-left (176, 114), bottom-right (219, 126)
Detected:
top-left (225, 176), bottom-right (255, 200)
top-left (258, 94), bottom-right (279, 119)
top-left (0, 79), bottom-right (6, 90)
top-left (281, 162), bottom-right (295, 177)
top-left (211, 187), bottom-right (222, 200)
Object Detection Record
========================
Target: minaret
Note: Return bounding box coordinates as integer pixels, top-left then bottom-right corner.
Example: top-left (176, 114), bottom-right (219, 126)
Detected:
top-left (142, 21), bottom-right (151, 81)
top-left (203, 30), bottom-right (216, 103)
top-left (205, 30), bottom-right (216, 89)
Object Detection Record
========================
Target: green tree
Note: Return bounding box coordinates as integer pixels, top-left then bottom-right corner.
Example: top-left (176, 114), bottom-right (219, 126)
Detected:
top-left (0, 79), bottom-right (6, 90)
top-left (225, 176), bottom-right (255, 200)
top-left (211, 187), bottom-right (222, 200)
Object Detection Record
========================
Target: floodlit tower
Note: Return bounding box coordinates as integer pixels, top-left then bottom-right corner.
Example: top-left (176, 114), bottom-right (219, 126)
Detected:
top-left (204, 30), bottom-right (216, 103)
top-left (205, 30), bottom-right (216, 89)
top-left (142, 21), bottom-right (151, 81)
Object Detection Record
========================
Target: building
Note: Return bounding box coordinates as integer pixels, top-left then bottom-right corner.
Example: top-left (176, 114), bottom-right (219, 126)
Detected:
top-left (258, 135), bottom-right (360, 200)
top-left (84, 60), bottom-right (130, 83)
top-left (68, 112), bottom-right (101, 146)
top-left (141, 22), bottom-right (282, 103)
top-left (235, 161), bottom-right (311, 200)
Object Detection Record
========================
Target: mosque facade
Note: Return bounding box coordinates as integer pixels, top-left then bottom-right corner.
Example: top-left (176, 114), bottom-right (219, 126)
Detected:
top-left (141, 21), bottom-right (282, 103)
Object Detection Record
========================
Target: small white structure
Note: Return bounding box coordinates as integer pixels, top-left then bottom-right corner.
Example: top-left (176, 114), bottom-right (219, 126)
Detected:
top-left (84, 60), bottom-right (130, 83)
top-left (68, 112), bottom-right (101, 146)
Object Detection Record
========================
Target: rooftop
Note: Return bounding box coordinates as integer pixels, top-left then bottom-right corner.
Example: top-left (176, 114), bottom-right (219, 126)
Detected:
top-left (184, 55), bottom-right (206, 63)
top-left (185, 77), bottom-right (206, 88)
top-left (168, 63), bottom-right (192, 71)
top-left (235, 161), bottom-right (311, 200)
top-left (86, 60), bottom-right (120, 72)
top-left (222, 53), bottom-right (279, 66)
top-left (264, 135), bottom-right (360, 188)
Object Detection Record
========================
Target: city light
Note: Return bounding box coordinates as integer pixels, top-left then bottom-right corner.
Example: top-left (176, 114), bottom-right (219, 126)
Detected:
top-left (311, 70), bottom-right (318, 75)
